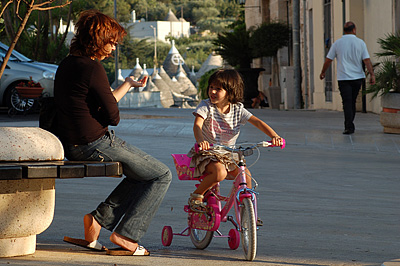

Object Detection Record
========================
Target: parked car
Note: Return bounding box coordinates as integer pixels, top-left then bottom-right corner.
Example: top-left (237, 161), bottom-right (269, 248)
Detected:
top-left (0, 42), bottom-right (58, 113)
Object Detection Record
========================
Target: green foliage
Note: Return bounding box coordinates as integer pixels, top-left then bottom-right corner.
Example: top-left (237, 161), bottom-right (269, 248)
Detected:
top-left (213, 23), bottom-right (253, 69)
top-left (198, 68), bottom-right (220, 100)
top-left (213, 20), bottom-right (290, 69)
top-left (249, 22), bottom-right (290, 58)
top-left (366, 31), bottom-right (400, 98)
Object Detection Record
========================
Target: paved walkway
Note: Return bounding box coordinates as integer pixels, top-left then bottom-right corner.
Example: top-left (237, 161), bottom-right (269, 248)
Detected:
top-left (0, 107), bottom-right (399, 266)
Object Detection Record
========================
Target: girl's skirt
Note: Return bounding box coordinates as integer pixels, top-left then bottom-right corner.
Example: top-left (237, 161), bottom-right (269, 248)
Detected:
top-left (187, 147), bottom-right (239, 178)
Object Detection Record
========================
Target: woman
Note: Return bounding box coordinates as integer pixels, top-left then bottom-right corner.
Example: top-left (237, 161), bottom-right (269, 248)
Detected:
top-left (55, 9), bottom-right (171, 256)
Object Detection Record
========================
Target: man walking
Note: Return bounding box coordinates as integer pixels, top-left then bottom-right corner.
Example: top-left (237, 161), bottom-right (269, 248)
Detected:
top-left (320, 21), bottom-right (375, 134)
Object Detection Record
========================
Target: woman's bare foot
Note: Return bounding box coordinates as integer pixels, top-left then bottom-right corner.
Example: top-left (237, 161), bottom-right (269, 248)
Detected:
top-left (110, 232), bottom-right (139, 252)
top-left (84, 213), bottom-right (102, 243)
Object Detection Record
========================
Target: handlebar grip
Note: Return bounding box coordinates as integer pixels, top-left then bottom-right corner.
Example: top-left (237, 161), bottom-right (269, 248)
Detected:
top-left (264, 138), bottom-right (285, 149)
top-left (194, 143), bottom-right (213, 153)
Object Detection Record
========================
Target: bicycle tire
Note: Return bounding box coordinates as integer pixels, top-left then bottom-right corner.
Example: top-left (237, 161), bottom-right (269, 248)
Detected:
top-left (240, 197), bottom-right (257, 261)
top-left (190, 228), bottom-right (213, 249)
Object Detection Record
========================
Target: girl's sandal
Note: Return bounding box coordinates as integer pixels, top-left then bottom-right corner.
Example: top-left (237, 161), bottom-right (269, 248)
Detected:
top-left (188, 193), bottom-right (207, 213)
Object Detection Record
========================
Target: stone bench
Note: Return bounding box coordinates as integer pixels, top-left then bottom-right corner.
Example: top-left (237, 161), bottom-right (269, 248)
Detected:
top-left (0, 127), bottom-right (123, 258)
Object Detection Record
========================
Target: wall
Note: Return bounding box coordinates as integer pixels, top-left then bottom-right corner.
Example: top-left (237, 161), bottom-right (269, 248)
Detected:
top-left (362, 0), bottom-right (393, 113)
top-left (126, 21), bottom-right (190, 42)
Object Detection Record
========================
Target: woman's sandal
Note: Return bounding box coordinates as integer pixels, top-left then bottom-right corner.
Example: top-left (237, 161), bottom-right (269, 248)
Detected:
top-left (188, 193), bottom-right (207, 213)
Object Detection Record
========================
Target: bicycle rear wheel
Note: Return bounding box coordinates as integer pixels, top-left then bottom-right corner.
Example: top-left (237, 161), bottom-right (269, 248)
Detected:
top-left (190, 229), bottom-right (213, 249)
top-left (240, 197), bottom-right (257, 261)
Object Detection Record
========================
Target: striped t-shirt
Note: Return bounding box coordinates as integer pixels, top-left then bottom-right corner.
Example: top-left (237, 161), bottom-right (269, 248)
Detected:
top-left (194, 99), bottom-right (253, 146)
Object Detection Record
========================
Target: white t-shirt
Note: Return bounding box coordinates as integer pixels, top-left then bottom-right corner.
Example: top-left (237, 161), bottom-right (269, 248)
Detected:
top-left (194, 99), bottom-right (253, 146)
top-left (326, 34), bottom-right (370, 81)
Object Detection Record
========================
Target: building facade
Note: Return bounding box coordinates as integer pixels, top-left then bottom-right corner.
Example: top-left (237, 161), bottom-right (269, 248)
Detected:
top-left (245, 0), bottom-right (400, 114)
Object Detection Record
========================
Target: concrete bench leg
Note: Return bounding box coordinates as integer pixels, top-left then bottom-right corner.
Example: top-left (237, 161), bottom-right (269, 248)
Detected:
top-left (0, 179), bottom-right (55, 257)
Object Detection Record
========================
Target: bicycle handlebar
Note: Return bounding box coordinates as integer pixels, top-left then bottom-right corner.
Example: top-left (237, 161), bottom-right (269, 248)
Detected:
top-left (194, 139), bottom-right (285, 153)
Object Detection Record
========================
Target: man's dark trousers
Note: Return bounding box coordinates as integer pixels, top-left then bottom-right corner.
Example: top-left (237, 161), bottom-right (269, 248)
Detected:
top-left (338, 79), bottom-right (363, 132)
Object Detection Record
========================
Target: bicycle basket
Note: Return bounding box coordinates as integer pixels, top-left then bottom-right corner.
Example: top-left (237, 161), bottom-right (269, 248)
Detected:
top-left (171, 154), bottom-right (195, 180)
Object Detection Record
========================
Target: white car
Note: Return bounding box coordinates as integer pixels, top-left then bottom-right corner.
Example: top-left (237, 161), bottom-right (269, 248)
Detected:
top-left (0, 42), bottom-right (58, 113)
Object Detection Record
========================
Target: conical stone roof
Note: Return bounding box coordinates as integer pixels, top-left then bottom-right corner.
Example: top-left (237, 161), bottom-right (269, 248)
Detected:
top-left (152, 73), bottom-right (174, 108)
top-left (129, 58), bottom-right (143, 79)
top-left (136, 64), bottom-right (149, 91)
top-left (164, 9), bottom-right (179, 22)
top-left (176, 65), bottom-right (198, 97)
top-left (159, 65), bottom-right (182, 94)
top-left (163, 40), bottom-right (190, 78)
top-left (143, 78), bottom-right (159, 92)
top-left (196, 52), bottom-right (223, 79)
top-left (111, 69), bottom-right (125, 89)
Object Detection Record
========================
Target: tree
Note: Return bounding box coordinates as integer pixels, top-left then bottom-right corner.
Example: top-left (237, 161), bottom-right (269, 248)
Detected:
top-left (0, 0), bottom-right (71, 80)
top-left (213, 23), bottom-right (253, 69)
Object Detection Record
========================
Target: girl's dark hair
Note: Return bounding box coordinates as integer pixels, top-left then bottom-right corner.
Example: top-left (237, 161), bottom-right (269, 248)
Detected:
top-left (70, 10), bottom-right (126, 58)
top-left (207, 69), bottom-right (244, 104)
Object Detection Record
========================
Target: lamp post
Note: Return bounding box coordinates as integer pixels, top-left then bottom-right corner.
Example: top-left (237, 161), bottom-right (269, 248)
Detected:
top-left (150, 25), bottom-right (157, 69)
top-left (114, 0), bottom-right (118, 86)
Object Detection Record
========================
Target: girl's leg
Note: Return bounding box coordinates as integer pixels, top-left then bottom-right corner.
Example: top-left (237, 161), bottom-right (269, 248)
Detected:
top-left (193, 161), bottom-right (227, 197)
top-left (228, 167), bottom-right (252, 188)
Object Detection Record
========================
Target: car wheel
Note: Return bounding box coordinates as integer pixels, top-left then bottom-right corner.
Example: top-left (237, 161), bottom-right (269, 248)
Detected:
top-left (5, 85), bottom-right (36, 113)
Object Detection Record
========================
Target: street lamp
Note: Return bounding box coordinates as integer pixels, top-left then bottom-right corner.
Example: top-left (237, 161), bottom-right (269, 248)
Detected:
top-left (114, 0), bottom-right (119, 87)
top-left (150, 25), bottom-right (157, 69)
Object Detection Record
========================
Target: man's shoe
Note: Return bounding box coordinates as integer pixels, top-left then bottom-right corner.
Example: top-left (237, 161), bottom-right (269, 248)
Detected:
top-left (343, 129), bottom-right (354, 135)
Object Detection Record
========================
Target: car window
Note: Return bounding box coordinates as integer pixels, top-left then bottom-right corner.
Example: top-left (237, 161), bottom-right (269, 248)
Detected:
top-left (0, 45), bottom-right (31, 62)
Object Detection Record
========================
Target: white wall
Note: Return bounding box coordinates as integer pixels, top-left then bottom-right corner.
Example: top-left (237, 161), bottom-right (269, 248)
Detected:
top-left (126, 21), bottom-right (190, 42)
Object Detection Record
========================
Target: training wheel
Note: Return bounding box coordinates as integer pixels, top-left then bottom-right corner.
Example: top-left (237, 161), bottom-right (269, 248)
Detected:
top-left (161, 226), bottom-right (173, 246)
top-left (228, 228), bottom-right (240, 250)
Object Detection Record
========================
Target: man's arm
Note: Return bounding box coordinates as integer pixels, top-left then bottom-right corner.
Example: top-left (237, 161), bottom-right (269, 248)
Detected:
top-left (363, 58), bottom-right (375, 85)
top-left (319, 58), bottom-right (333, 80)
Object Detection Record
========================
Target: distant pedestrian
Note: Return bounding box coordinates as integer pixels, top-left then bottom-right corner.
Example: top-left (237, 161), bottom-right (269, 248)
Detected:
top-left (320, 21), bottom-right (375, 134)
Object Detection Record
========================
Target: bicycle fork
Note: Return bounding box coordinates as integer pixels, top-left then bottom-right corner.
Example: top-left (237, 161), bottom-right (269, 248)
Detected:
top-left (231, 163), bottom-right (258, 232)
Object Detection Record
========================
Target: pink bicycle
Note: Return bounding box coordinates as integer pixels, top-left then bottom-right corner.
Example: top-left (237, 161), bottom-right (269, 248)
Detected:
top-left (162, 140), bottom-right (285, 261)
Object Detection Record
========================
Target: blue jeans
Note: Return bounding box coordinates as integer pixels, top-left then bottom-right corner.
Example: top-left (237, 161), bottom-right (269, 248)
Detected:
top-left (63, 130), bottom-right (172, 242)
top-left (338, 79), bottom-right (363, 131)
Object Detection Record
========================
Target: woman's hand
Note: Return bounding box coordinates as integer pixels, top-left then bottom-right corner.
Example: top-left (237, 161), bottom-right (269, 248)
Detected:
top-left (125, 76), bottom-right (148, 87)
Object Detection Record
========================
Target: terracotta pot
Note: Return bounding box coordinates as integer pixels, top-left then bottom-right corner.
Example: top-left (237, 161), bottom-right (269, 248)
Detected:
top-left (380, 93), bottom-right (400, 134)
top-left (15, 87), bottom-right (44, 98)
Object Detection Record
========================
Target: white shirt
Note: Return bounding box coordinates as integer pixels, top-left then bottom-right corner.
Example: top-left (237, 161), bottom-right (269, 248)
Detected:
top-left (194, 99), bottom-right (253, 146)
top-left (327, 34), bottom-right (370, 81)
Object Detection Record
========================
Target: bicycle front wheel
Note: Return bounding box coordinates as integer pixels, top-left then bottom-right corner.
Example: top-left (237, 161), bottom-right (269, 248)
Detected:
top-left (190, 229), bottom-right (213, 249)
top-left (240, 197), bottom-right (257, 261)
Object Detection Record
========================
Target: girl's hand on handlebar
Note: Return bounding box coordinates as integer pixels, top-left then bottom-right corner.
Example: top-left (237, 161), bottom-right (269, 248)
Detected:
top-left (198, 140), bottom-right (211, 151)
top-left (271, 135), bottom-right (283, 147)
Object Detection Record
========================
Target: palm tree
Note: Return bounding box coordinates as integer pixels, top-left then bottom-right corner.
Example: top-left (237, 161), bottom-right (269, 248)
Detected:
top-left (212, 24), bottom-right (253, 69)
top-left (366, 31), bottom-right (400, 98)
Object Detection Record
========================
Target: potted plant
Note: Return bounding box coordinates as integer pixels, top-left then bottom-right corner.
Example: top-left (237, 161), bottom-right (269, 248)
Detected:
top-left (16, 76), bottom-right (44, 99)
top-left (213, 21), bottom-right (290, 108)
top-left (366, 31), bottom-right (400, 134)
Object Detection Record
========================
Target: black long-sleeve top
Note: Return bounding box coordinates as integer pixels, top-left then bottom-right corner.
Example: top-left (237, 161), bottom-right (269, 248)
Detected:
top-left (54, 55), bottom-right (120, 145)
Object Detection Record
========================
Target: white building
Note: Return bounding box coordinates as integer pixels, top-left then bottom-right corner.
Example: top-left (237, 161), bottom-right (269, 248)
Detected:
top-left (124, 10), bottom-right (190, 42)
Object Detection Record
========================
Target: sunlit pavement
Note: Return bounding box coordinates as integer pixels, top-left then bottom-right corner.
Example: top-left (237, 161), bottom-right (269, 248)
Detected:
top-left (0, 107), bottom-right (399, 266)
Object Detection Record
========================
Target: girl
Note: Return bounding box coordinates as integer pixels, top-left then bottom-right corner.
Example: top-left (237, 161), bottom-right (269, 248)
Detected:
top-left (188, 69), bottom-right (283, 212)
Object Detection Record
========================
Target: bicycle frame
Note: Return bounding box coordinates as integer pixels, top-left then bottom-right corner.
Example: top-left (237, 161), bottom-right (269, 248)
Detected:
top-left (210, 152), bottom-right (258, 232)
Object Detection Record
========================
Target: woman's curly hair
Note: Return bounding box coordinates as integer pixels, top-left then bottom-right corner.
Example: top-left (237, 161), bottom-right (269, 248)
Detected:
top-left (207, 69), bottom-right (244, 104)
top-left (70, 10), bottom-right (126, 58)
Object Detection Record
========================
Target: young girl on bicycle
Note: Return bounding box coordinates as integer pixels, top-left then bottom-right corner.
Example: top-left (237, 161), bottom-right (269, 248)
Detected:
top-left (188, 69), bottom-right (283, 212)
